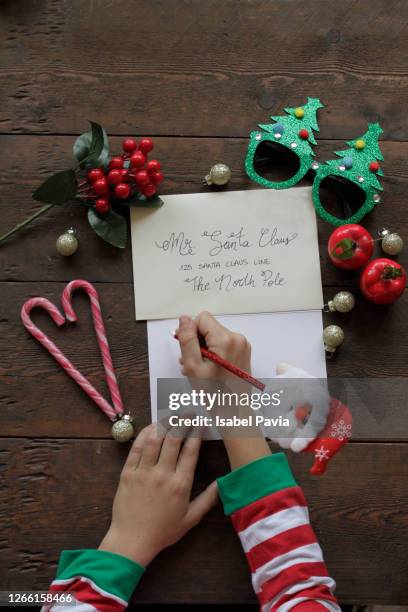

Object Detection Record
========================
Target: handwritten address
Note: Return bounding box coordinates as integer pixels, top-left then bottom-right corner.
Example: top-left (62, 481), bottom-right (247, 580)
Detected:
top-left (153, 226), bottom-right (296, 295)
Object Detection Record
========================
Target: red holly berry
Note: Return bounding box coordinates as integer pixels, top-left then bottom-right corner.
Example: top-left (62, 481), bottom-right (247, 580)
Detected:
top-left (94, 178), bottom-right (109, 195)
top-left (130, 151), bottom-right (146, 168)
top-left (150, 171), bottom-right (164, 184)
top-left (141, 183), bottom-right (156, 197)
top-left (87, 168), bottom-right (104, 183)
top-left (146, 159), bottom-right (161, 173)
top-left (139, 138), bottom-right (154, 154)
top-left (115, 183), bottom-right (131, 199)
top-left (299, 129), bottom-right (309, 140)
top-left (95, 198), bottom-right (110, 214)
top-left (120, 169), bottom-right (129, 182)
top-left (122, 138), bottom-right (137, 153)
top-left (109, 156), bottom-right (124, 170)
top-left (135, 170), bottom-right (150, 186)
top-left (107, 169), bottom-right (123, 185)
top-left (369, 161), bottom-right (380, 172)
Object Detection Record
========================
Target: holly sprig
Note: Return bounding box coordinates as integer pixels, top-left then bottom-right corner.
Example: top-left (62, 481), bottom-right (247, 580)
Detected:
top-left (0, 121), bottom-right (164, 249)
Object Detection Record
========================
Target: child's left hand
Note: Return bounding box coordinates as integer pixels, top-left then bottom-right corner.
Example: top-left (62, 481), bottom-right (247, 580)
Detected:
top-left (99, 424), bottom-right (218, 567)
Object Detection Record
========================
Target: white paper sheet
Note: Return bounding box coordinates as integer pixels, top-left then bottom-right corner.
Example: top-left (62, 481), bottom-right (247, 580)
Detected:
top-left (131, 188), bottom-right (323, 320)
top-left (147, 311), bottom-right (327, 424)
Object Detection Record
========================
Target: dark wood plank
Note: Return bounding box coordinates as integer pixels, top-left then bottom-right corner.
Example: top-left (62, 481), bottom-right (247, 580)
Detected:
top-left (0, 135), bottom-right (406, 284)
top-left (0, 438), bottom-right (406, 604)
top-left (1, 282), bottom-right (407, 439)
top-left (2, 1), bottom-right (408, 139)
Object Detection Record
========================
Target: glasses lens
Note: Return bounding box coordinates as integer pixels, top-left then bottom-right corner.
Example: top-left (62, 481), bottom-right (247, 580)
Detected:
top-left (252, 140), bottom-right (301, 183)
top-left (318, 175), bottom-right (366, 221)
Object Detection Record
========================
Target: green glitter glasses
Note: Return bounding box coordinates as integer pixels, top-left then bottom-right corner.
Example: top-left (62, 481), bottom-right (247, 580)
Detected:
top-left (245, 98), bottom-right (384, 227)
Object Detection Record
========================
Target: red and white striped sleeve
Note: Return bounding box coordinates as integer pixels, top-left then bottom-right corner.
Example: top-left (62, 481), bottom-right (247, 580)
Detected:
top-left (41, 549), bottom-right (144, 611)
top-left (217, 453), bottom-right (340, 612)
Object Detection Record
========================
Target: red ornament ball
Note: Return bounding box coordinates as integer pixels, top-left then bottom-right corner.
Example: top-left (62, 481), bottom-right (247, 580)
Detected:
top-left (328, 224), bottom-right (374, 270)
top-left (360, 258), bottom-right (406, 304)
top-left (87, 168), bottom-right (104, 183)
top-left (107, 169), bottom-right (123, 185)
top-left (135, 170), bottom-right (150, 186)
top-left (141, 183), bottom-right (156, 197)
top-left (122, 138), bottom-right (137, 153)
top-left (150, 171), bottom-right (164, 184)
top-left (115, 183), bottom-right (131, 199)
top-left (139, 138), bottom-right (154, 154)
top-left (95, 198), bottom-right (110, 214)
top-left (299, 129), bottom-right (309, 140)
top-left (93, 178), bottom-right (109, 195)
top-left (369, 161), bottom-right (380, 172)
top-left (146, 159), bottom-right (161, 173)
top-left (109, 156), bottom-right (124, 170)
top-left (130, 151), bottom-right (146, 168)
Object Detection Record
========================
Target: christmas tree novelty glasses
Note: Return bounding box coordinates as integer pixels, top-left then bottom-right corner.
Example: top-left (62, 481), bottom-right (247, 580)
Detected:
top-left (245, 98), bottom-right (384, 227)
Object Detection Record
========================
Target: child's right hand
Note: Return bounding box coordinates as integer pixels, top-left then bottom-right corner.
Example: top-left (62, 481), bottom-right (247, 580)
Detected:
top-left (176, 312), bottom-right (252, 381)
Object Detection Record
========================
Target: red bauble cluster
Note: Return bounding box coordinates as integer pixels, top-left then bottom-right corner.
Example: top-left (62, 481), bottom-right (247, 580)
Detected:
top-left (83, 137), bottom-right (164, 214)
top-left (328, 224), bottom-right (406, 305)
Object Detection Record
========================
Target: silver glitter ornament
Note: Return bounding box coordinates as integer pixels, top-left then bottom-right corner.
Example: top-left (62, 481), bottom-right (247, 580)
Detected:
top-left (205, 163), bottom-right (231, 186)
top-left (56, 229), bottom-right (78, 256)
top-left (326, 291), bottom-right (355, 313)
top-left (381, 231), bottom-right (404, 256)
top-left (111, 414), bottom-right (134, 442)
top-left (323, 325), bottom-right (344, 354)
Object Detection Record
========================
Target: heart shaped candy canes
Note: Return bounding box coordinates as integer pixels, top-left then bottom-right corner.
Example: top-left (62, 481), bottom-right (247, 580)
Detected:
top-left (21, 280), bottom-right (133, 441)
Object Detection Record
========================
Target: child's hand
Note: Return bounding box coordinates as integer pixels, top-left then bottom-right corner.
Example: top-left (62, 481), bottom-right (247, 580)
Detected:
top-left (99, 424), bottom-right (218, 566)
top-left (176, 312), bottom-right (251, 381)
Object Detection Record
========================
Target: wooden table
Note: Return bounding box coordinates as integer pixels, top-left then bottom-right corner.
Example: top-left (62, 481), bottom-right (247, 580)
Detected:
top-left (1, 0), bottom-right (407, 606)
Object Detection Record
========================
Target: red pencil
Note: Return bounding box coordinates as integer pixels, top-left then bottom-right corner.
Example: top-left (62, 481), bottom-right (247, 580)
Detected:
top-left (173, 332), bottom-right (265, 391)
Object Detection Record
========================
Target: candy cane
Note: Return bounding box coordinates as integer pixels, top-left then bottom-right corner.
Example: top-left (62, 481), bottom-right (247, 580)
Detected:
top-left (61, 279), bottom-right (124, 417)
top-left (21, 295), bottom-right (118, 421)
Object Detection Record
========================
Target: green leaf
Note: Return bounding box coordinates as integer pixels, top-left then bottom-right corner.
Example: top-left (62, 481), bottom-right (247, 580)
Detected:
top-left (86, 121), bottom-right (105, 165)
top-left (119, 193), bottom-right (164, 209)
top-left (73, 122), bottom-right (110, 169)
top-left (88, 208), bottom-right (127, 248)
top-left (32, 169), bottom-right (77, 205)
top-left (331, 238), bottom-right (356, 260)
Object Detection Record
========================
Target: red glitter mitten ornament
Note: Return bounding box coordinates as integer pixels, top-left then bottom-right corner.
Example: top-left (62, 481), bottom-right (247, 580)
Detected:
top-left (303, 397), bottom-right (352, 475)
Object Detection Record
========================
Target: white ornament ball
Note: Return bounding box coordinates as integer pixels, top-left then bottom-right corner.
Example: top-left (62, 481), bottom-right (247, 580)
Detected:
top-left (381, 232), bottom-right (404, 256)
top-left (323, 325), bottom-right (344, 353)
top-left (328, 291), bottom-right (355, 313)
top-left (56, 229), bottom-right (78, 256)
top-left (205, 163), bottom-right (231, 186)
top-left (111, 414), bottom-right (134, 442)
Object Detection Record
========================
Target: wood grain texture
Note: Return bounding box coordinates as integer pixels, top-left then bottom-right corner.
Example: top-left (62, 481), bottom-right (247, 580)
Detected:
top-left (0, 135), bottom-right (407, 284)
top-left (0, 438), bottom-right (407, 605)
top-left (1, 0), bottom-right (408, 139)
top-left (1, 281), bottom-right (407, 439)
top-left (1, 0), bottom-right (408, 604)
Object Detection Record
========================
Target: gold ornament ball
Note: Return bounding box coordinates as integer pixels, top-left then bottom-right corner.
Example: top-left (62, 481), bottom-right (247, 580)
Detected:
top-left (381, 232), bottom-right (404, 256)
top-left (205, 163), bottom-right (231, 186)
top-left (294, 107), bottom-right (304, 118)
top-left (111, 414), bottom-right (134, 442)
top-left (328, 291), bottom-right (355, 313)
top-left (323, 325), bottom-right (344, 353)
top-left (56, 230), bottom-right (78, 256)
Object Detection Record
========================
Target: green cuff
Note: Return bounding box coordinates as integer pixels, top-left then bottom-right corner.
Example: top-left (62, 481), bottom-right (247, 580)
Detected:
top-left (217, 453), bottom-right (297, 515)
top-left (57, 549), bottom-right (144, 602)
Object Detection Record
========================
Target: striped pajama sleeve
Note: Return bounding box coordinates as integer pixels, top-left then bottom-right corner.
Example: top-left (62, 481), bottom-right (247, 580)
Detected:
top-left (42, 549), bottom-right (144, 611)
top-left (217, 453), bottom-right (340, 612)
